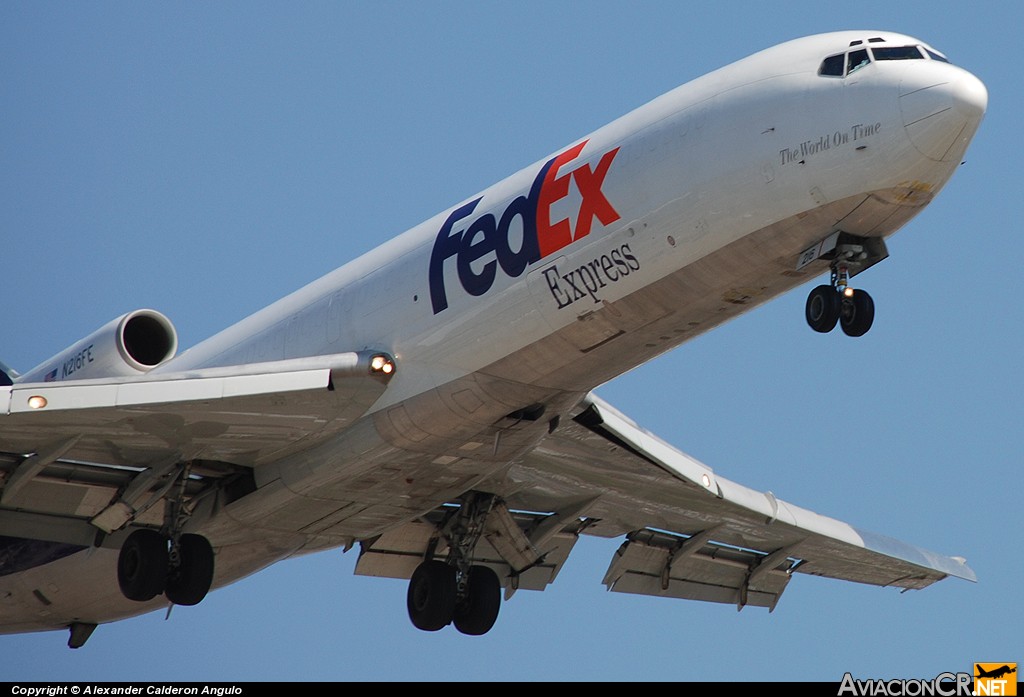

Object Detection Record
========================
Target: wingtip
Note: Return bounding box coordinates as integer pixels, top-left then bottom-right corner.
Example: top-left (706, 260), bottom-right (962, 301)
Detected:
top-left (950, 556), bottom-right (978, 583)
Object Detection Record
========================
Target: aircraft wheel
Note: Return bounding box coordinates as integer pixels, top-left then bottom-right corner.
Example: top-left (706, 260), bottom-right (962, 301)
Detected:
top-left (454, 565), bottom-right (501, 636)
top-left (806, 285), bottom-right (840, 333)
top-left (840, 289), bottom-right (875, 337)
top-left (407, 560), bottom-right (457, 631)
top-left (118, 529), bottom-right (168, 601)
top-left (165, 534), bottom-right (215, 606)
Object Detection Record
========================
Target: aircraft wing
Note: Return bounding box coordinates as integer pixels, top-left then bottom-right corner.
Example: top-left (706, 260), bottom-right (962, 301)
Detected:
top-left (0, 352), bottom-right (393, 544)
top-left (356, 393), bottom-right (975, 611)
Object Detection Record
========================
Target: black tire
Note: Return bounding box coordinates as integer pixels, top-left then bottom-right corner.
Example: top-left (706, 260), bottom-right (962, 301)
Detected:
top-left (806, 285), bottom-right (841, 333)
top-left (840, 289), bottom-right (875, 337)
top-left (165, 534), bottom-right (215, 606)
top-left (118, 529), bottom-right (168, 602)
top-left (454, 565), bottom-right (501, 636)
top-left (407, 560), bottom-right (457, 631)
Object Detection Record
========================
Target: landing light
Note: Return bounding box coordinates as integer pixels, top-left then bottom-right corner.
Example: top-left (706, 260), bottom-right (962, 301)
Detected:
top-left (27, 395), bottom-right (48, 409)
top-left (370, 354), bottom-right (396, 376)
top-left (843, 287), bottom-right (855, 298)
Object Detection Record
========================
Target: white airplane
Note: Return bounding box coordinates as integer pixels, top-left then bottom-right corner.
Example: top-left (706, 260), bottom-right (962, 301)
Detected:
top-left (0, 30), bottom-right (987, 648)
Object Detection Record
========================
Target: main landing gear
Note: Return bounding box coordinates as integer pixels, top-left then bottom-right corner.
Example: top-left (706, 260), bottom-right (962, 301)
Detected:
top-left (407, 559), bottom-right (501, 635)
top-left (116, 461), bottom-right (216, 607)
top-left (406, 493), bottom-right (503, 635)
top-left (117, 529), bottom-right (215, 606)
top-left (805, 261), bottom-right (875, 337)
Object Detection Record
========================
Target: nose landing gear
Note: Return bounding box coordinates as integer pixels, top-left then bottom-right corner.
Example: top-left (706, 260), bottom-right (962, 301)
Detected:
top-left (805, 261), bottom-right (875, 337)
top-left (798, 232), bottom-right (886, 337)
top-left (839, 287), bottom-right (875, 337)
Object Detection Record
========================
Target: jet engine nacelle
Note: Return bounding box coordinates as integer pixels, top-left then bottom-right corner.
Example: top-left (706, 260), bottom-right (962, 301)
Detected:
top-left (18, 309), bottom-right (178, 383)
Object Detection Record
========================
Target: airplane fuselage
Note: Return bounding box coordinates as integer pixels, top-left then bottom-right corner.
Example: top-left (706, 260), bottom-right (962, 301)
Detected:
top-left (168, 34), bottom-right (981, 393)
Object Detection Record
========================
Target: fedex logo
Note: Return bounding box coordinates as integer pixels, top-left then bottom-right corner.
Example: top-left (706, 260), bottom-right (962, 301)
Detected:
top-left (428, 140), bottom-right (621, 314)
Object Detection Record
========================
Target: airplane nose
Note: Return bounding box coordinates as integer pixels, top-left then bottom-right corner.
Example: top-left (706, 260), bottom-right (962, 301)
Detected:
top-left (952, 70), bottom-right (988, 121)
top-left (901, 68), bottom-right (987, 161)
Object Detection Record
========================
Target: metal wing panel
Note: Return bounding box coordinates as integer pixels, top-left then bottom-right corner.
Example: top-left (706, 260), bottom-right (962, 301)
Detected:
top-left (495, 392), bottom-right (974, 607)
top-left (0, 352), bottom-right (390, 468)
top-left (0, 352), bottom-right (393, 547)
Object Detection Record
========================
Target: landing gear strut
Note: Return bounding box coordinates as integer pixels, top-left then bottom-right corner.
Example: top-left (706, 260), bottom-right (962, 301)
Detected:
top-left (116, 461), bottom-right (215, 606)
top-left (805, 261), bottom-right (875, 337)
top-left (406, 493), bottom-right (503, 635)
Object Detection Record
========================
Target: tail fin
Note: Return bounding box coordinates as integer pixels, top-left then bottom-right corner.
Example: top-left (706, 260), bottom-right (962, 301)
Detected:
top-left (0, 359), bottom-right (19, 386)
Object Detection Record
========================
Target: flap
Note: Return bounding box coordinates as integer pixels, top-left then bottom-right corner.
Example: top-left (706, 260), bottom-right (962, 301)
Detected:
top-left (603, 528), bottom-right (793, 611)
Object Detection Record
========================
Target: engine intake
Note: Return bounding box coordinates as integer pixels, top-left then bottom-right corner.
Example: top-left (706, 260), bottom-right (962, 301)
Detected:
top-left (18, 309), bottom-right (178, 383)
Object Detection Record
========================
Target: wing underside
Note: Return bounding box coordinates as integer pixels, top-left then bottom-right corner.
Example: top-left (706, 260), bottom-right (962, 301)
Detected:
top-left (0, 352), bottom-right (392, 553)
top-left (356, 393), bottom-right (974, 611)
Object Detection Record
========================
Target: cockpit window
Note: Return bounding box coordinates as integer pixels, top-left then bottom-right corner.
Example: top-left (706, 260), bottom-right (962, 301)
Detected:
top-left (819, 53), bottom-right (845, 77)
top-left (872, 46), bottom-right (924, 61)
top-left (847, 49), bottom-right (870, 75)
top-left (821, 43), bottom-right (930, 78)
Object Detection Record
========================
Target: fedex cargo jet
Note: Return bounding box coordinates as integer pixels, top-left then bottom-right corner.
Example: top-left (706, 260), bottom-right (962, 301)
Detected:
top-left (0, 30), bottom-right (987, 647)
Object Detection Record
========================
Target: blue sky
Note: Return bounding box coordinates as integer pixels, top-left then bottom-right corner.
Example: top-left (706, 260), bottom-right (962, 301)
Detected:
top-left (1, 1), bottom-right (1019, 682)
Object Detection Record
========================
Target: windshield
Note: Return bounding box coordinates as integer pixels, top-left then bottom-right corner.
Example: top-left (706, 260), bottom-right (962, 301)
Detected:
top-left (818, 43), bottom-right (950, 78)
